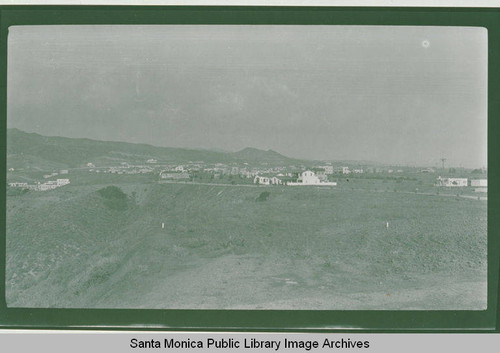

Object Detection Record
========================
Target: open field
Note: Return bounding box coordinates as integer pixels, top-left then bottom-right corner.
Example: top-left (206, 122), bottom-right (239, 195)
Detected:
top-left (5, 24), bottom-right (488, 313)
top-left (6, 174), bottom-right (487, 309)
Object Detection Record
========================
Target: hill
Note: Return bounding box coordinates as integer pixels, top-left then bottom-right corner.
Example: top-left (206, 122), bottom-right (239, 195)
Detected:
top-left (6, 129), bottom-right (302, 169)
top-left (231, 147), bottom-right (300, 165)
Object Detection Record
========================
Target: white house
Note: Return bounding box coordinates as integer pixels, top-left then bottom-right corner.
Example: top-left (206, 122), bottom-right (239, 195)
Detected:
top-left (269, 176), bottom-right (282, 185)
top-left (231, 167), bottom-right (240, 175)
top-left (288, 170), bottom-right (337, 186)
top-left (38, 184), bottom-right (58, 191)
top-left (340, 167), bottom-right (351, 175)
top-left (254, 176), bottom-right (270, 185)
top-left (436, 177), bottom-right (468, 187)
top-left (300, 170), bottom-right (321, 184)
top-left (319, 166), bottom-right (334, 174)
top-left (56, 178), bottom-right (70, 186)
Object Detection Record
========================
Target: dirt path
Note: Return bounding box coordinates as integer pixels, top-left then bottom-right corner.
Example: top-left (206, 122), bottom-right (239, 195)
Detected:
top-left (93, 253), bottom-right (486, 310)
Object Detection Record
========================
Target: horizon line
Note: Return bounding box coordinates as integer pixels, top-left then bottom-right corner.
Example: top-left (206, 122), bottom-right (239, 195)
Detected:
top-left (6, 127), bottom-right (485, 170)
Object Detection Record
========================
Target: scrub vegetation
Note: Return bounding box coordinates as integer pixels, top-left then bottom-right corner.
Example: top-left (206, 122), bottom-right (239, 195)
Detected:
top-left (6, 178), bottom-right (486, 309)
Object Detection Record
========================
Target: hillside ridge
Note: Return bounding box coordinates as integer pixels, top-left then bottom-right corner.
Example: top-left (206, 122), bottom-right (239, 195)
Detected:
top-left (7, 128), bottom-right (301, 168)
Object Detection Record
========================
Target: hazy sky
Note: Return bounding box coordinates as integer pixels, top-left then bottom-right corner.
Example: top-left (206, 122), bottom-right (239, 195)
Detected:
top-left (7, 25), bottom-right (487, 168)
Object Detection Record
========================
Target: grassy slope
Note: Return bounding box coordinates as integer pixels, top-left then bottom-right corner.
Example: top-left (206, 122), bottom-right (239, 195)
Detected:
top-left (6, 181), bottom-right (487, 309)
top-left (7, 128), bottom-right (234, 168)
top-left (7, 128), bottom-right (299, 169)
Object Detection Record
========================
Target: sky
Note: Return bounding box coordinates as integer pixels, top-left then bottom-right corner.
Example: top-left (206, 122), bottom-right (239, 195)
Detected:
top-left (7, 25), bottom-right (487, 168)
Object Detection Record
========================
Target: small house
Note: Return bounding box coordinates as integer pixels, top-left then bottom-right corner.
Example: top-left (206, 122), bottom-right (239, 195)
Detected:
top-left (436, 176), bottom-right (468, 187)
top-left (269, 176), bottom-right (282, 185)
top-left (471, 179), bottom-right (487, 187)
top-left (254, 176), bottom-right (270, 185)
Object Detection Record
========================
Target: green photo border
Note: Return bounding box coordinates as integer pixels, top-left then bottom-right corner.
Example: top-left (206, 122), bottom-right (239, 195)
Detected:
top-left (0, 5), bottom-right (498, 332)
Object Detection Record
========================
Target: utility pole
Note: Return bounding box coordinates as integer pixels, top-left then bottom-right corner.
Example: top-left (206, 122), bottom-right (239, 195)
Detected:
top-left (440, 158), bottom-right (446, 170)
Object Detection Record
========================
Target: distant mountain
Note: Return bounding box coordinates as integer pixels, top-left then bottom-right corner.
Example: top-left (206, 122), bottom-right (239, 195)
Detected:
top-left (231, 147), bottom-right (299, 165)
top-left (6, 129), bottom-right (232, 169)
top-left (6, 129), bottom-right (306, 169)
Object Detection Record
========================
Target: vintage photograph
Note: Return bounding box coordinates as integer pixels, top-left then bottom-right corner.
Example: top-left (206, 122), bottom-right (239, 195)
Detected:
top-left (5, 25), bottom-right (487, 309)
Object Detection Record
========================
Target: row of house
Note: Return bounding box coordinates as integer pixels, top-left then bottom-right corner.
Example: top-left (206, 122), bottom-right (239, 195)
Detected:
top-left (254, 175), bottom-right (284, 185)
top-left (316, 166), bottom-right (363, 175)
top-left (105, 167), bottom-right (154, 175)
top-left (436, 177), bottom-right (487, 188)
top-left (8, 178), bottom-right (70, 191)
top-left (159, 171), bottom-right (190, 180)
top-left (42, 170), bottom-right (69, 179)
top-left (84, 158), bottom-right (375, 182)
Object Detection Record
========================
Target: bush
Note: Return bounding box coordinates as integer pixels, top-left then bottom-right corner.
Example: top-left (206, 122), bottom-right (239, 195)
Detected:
top-left (256, 191), bottom-right (271, 202)
top-left (97, 185), bottom-right (128, 211)
top-left (98, 185), bottom-right (127, 200)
